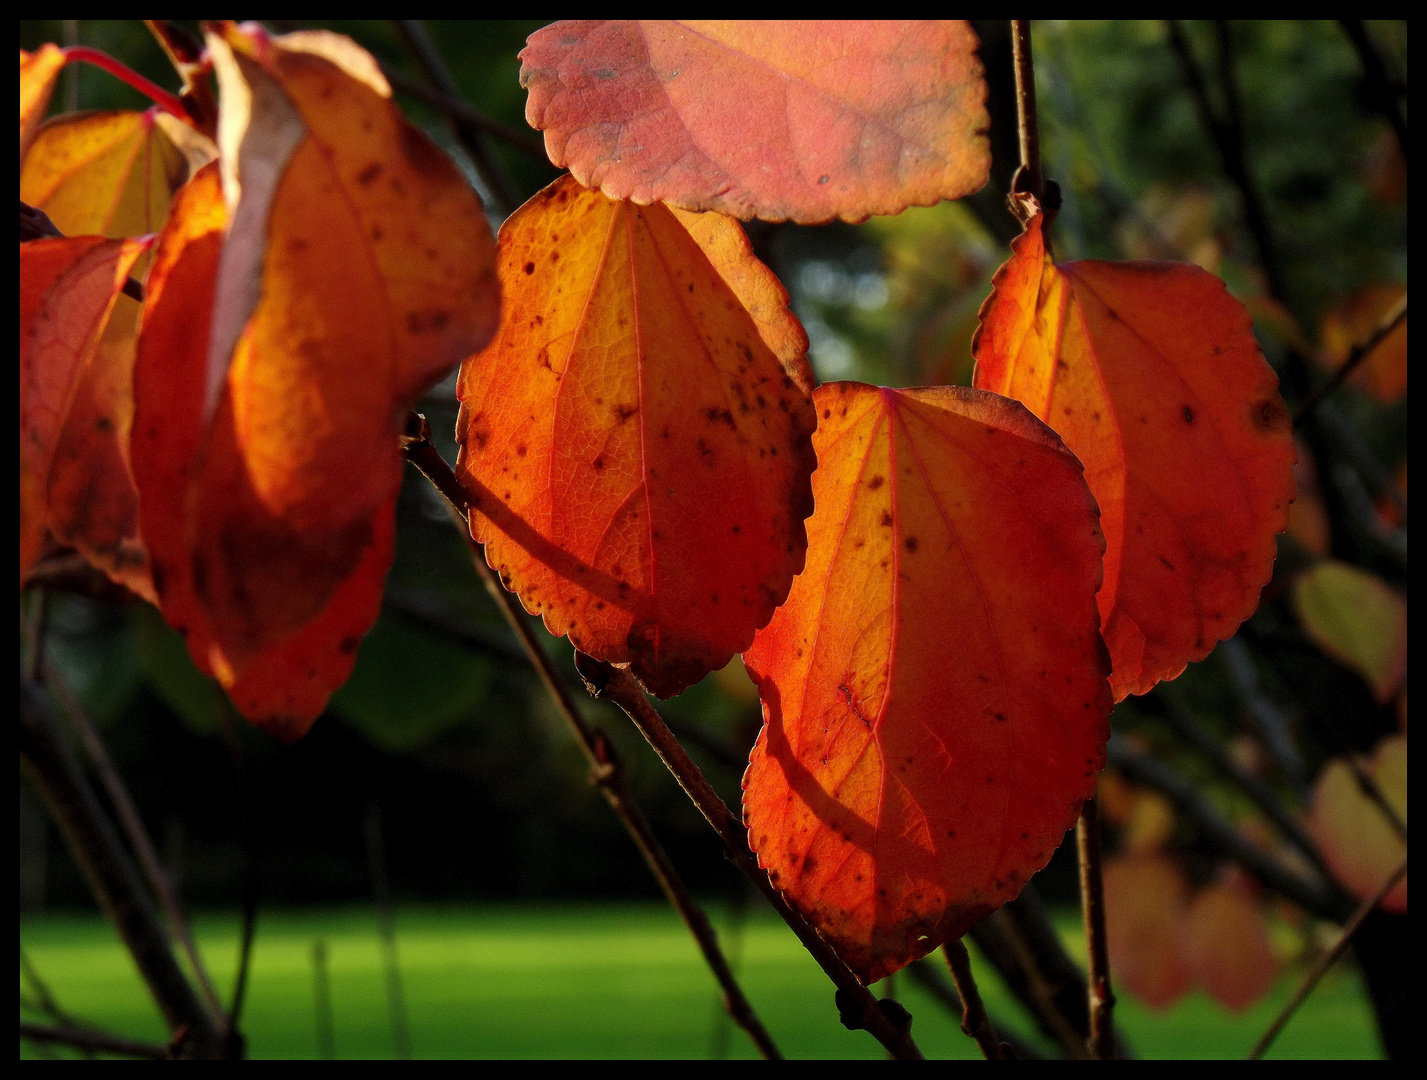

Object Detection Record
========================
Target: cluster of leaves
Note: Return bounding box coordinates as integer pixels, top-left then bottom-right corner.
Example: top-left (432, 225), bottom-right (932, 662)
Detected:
top-left (19, 18), bottom-right (1404, 1009)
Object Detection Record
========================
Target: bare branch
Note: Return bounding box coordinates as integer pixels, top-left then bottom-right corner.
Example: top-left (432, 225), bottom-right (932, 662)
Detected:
top-left (381, 66), bottom-right (547, 161)
top-left (1295, 294), bottom-right (1407, 427)
top-left (20, 1021), bottom-right (167, 1060)
top-left (904, 958), bottom-right (1043, 1059)
top-left (943, 939), bottom-right (1007, 1059)
top-left (1218, 637), bottom-right (1310, 796)
top-left (401, 415), bottom-right (782, 1060)
top-left (1338, 21), bottom-right (1408, 161)
top-left (1076, 796), bottom-right (1115, 1058)
top-left (1249, 859), bottom-right (1408, 1059)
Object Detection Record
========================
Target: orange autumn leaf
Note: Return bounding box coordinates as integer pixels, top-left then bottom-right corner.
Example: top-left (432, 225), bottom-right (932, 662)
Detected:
top-left (1292, 560), bottom-right (1407, 703)
top-left (20, 44), bottom-right (66, 159)
top-left (20, 234), bottom-right (154, 596)
top-left (21, 107), bottom-right (216, 240)
top-left (973, 212), bottom-right (1296, 701)
top-left (457, 175), bottom-right (816, 698)
top-left (1311, 734), bottom-right (1407, 913)
top-left (1103, 852), bottom-right (1192, 1010)
top-left (521, 21), bottom-right (990, 224)
top-left (742, 382), bottom-right (1111, 983)
top-left (1318, 284), bottom-right (1407, 404)
top-left (132, 21), bottom-right (498, 739)
top-left (1181, 875), bottom-right (1278, 1012)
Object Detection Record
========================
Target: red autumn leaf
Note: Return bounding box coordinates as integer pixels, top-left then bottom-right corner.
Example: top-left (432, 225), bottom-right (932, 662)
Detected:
top-left (1181, 873), bottom-right (1279, 1012)
top-left (1311, 733), bottom-right (1407, 913)
top-left (21, 107), bottom-right (216, 239)
top-left (457, 174), bottom-right (816, 698)
top-left (520, 21), bottom-right (990, 225)
top-left (741, 382), bottom-right (1111, 983)
top-left (20, 234), bottom-right (154, 597)
top-left (973, 212), bottom-right (1296, 700)
top-left (1103, 852), bottom-right (1192, 1010)
top-left (20, 44), bottom-right (66, 159)
top-left (131, 22), bottom-right (499, 739)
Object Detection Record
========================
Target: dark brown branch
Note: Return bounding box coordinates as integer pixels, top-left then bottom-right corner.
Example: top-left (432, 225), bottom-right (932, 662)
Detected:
top-left (905, 958), bottom-right (1042, 1059)
top-left (942, 939), bottom-right (1007, 1059)
top-left (1166, 22), bottom-right (1285, 302)
top-left (1338, 21), bottom-right (1408, 162)
top-left (1109, 738), bottom-right (1352, 921)
top-left (574, 656), bottom-right (924, 1060)
top-left (19, 682), bottom-right (223, 1058)
top-left (381, 66), bottom-right (548, 162)
top-left (1295, 294), bottom-right (1408, 427)
top-left (44, 661), bottom-right (228, 1024)
top-left (20, 1021), bottom-right (167, 1060)
top-left (393, 20), bottom-right (522, 218)
top-left (1218, 637), bottom-right (1309, 796)
top-left (215, 705), bottom-right (257, 1050)
top-left (1248, 858), bottom-right (1408, 1059)
top-left (1010, 20), bottom-right (1042, 204)
top-left (1076, 797), bottom-right (1114, 1059)
top-left (401, 416), bottom-right (781, 1061)
top-left (1152, 689), bottom-right (1332, 879)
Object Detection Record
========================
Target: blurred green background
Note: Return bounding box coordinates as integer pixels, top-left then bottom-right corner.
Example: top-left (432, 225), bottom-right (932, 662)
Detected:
top-left (19, 19), bottom-right (1405, 1059)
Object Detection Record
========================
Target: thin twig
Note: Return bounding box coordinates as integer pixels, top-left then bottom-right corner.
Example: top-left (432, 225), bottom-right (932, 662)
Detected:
top-left (1152, 688), bottom-right (1333, 879)
top-left (943, 939), bottom-right (1007, 1059)
top-left (905, 958), bottom-right (1042, 1059)
top-left (1011, 20), bottom-right (1042, 202)
top-left (1295, 295), bottom-right (1408, 427)
top-left (381, 66), bottom-right (548, 161)
top-left (1218, 637), bottom-right (1310, 796)
top-left (1248, 858), bottom-right (1408, 1060)
top-left (1338, 21), bottom-right (1408, 162)
top-left (20, 1021), bottom-right (168, 1060)
top-left (43, 660), bottom-right (228, 1024)
top-left (978, 906), bottom-right (1093, 1059)
top-left (19, 681), bottom-right (223, 1058)
top-left (365, 803), bottom-right (411, 1059)
top-left (1076, 797), bottom-right (1115, 1059)
top-left (401, 416), bottom-right (782, 1061)
top-left (573, 656), bottom-right (924, 1060)
top-left (393, 20), bottom-right (522, 218)
top-left (1109, 738), bottom-right (1351, 921)
top-left (1347, 754), bottom-right (1408, 843)
top-left (20, 201), bottom-right (145, 302)
top-left (20, 948), bottom-right (82, 1030)
top-left (216, 704), bottom-right (257, 1048)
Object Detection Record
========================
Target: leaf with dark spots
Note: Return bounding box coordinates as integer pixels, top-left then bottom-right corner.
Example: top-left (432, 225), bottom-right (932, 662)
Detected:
top-left (457, 174), bottom-right (816, 698)
top-left (973, 212), bottom-right (1296, 700)
top-left (742, 382), bottom-right (1111, 983)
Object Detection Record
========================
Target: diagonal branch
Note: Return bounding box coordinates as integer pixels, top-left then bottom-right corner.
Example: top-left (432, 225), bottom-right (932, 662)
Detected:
top-left (942, 939), bottom-right (1007, 1059)
top-left (573, 656), bottom-right (925, 1060)
top-left (1294, 294), bottom-right (1408, 427)
top-left (1248, 858), bottom-right (1408, 1059)
top-left (1338, 21), bottom-right (1408, 161)
top-left (1076, 796), bottom-right (1115, 1059)
top-left (905, 957), bottom-right (1042, 1059)
top-left (401, 415), bottom-right (781, 1061)
top-left (1109, 737), bottom-right (1353, 921)
top-left (20, 1021), bottom-right (167, 1060)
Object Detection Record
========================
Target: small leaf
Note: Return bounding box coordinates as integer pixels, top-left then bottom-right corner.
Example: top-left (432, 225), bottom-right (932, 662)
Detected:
top-left (742, 382), bottom-right (1110, 983)
top-left (457, 175), bottom-right (816, 698)
top-left (20, 44), bottom-right (67, 159)
top-left (1311, 734), bottom-right (1407, 913)
top-left (1317, 284), bottom-right (1407, 404)
top-left (1181, 873), bottom-right (1278, 1012)
top-left (974, 213), bottom-right (1296, 700)
top-left (21, 108), bottom-right (215, 240)
top-left (1293, 560), bottom-right (1407, 703)
top-left (20, 234), bottom-right (154, 596)
top-left (133, 21), bottom-right (499, 739)
top-left (1103, 852), bottom-right (1192, 1010)
top-left (520, 21), bottom-right (990, 224)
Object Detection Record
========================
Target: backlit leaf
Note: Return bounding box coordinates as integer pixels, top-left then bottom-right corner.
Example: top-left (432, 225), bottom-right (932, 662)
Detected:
top-left (1182, 874), bottom-right (1278, 1012)
top-left (20, 44), bottom-right (66, 159)
top-left (132, 21), bottom-right (499, 739)
top-left (456, 175), bottom-right (816, 698)
top-left (1103, 852), bottom-right (1192, 1010)
top-left (1318, 284), bottom-right (1407, 404)
top-left (1293, 560), bottom-right (1407, 703)
top-left (21, 108), bottom-right (216, 240)
top-left (974, 213), bottom-right (1296, 700)
top-left (1311, 734), bottom-right (1407, 912)
top-left (20, 234), bottom-right (153, 596)
top-left (520, 21), bottom-right (990, 224)
top-left (741, 382), bottom-right (1110, 983)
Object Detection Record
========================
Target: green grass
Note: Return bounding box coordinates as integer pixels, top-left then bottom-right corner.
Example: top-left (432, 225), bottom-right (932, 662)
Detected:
top-left (20, 903), bottom-right (1382, 1059)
